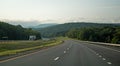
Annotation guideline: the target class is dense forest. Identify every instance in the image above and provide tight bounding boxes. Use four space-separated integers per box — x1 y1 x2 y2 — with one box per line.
0 21 41 40
66 26 120 44
36 22 120 38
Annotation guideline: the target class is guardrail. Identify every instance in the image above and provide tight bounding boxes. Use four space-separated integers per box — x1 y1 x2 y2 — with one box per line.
85 41 120 47
73 39 120 47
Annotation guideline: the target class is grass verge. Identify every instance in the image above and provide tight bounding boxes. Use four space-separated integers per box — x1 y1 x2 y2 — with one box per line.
0 39 63 56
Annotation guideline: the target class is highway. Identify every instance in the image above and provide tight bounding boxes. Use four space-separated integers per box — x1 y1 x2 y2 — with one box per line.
0 40 120 66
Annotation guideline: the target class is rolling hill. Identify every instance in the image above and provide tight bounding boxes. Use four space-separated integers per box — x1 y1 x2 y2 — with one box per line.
34 22 120 38
0 21 41 40
31 23 58 28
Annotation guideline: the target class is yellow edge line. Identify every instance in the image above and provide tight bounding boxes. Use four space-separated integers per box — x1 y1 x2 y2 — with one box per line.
0 41 62 63
0 49 42 63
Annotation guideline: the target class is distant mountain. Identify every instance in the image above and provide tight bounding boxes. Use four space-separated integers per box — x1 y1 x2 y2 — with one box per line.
6 20 58 28
31 23 58 28
34 22 120 38
5 20 41 28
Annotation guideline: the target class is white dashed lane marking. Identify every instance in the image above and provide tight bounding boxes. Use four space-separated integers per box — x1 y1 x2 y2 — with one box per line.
102 58 106 60
107 62 112 65
67 48 69 50
64 51 66 53
86 46 113 65
96 53 99 55
54 57 59 61
99 55 102 58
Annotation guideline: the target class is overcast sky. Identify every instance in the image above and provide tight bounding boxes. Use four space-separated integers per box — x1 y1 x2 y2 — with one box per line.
0 0 120 24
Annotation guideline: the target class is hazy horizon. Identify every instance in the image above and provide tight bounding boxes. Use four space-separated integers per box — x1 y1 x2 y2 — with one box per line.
0 0 120 25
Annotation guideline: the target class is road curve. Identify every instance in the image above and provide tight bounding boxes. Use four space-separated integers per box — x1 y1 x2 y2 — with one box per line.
0 40 119 66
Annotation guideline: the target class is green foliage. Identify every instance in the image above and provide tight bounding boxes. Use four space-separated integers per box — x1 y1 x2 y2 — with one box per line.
0 21 41 40
0 40 55 52
35 22 120 38
66 26 120 44
111 37 119 44
0 39 62 56
66 28 80 38
111 28 120 43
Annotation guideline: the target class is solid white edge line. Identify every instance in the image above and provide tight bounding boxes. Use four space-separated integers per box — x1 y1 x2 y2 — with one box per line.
90 44 120 53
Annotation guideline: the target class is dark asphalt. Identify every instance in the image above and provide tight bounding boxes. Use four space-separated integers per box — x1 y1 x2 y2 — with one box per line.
0 40 119 66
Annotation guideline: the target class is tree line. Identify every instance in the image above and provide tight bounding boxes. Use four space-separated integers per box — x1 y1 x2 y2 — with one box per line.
66 26 120 44
0 21 41 40
36 22 120 38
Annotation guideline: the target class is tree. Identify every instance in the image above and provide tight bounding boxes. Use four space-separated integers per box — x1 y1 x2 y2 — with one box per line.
0 21 41 40
66 26 120 44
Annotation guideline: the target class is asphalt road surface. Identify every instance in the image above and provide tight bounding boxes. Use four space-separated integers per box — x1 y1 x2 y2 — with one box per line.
0 40 120 66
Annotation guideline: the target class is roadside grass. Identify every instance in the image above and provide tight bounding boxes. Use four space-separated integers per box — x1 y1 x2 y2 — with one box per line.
56 37 70 40
0 39 62 56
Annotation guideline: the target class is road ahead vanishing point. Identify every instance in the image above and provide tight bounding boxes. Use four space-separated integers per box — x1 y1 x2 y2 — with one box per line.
0 40 120 66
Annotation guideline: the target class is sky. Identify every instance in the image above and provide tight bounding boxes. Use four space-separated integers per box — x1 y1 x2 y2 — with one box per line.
0 0 120 24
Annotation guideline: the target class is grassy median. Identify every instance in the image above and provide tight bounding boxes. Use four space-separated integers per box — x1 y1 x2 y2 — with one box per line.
0 39 63 56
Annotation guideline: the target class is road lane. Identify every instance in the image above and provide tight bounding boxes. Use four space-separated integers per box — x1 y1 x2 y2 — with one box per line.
81 42 120 66
52 41 111 66
0 40 119 66
0 40 72 66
